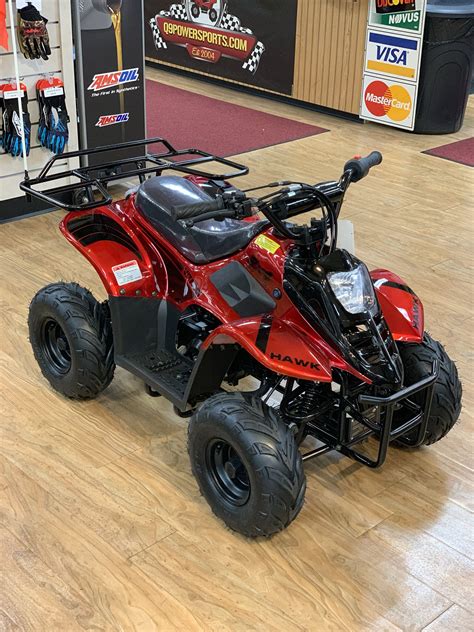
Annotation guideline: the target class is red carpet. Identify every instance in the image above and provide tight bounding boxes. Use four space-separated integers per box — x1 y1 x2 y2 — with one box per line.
146 80 328 157
423 137 474 168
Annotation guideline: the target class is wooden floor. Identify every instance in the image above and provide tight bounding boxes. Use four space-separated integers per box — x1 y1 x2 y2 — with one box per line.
1 69 473 631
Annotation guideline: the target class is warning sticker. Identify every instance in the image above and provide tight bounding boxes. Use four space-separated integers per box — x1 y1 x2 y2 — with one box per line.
254 234 281 254
112 260 143 286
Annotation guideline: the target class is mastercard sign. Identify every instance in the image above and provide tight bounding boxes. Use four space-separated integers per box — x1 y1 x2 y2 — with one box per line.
361 75 416 129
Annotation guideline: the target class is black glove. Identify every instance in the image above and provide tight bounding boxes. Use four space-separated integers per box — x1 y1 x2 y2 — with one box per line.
37 88 49 146
0 94 7 152
17 2 51 61
46 98 69 155
10 108 31 157
2 93 31 157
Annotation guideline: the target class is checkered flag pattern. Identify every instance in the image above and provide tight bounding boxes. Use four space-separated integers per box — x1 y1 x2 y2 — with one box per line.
220 13 242 32
242 41 265 74
149 17 167 49
169 3 187 20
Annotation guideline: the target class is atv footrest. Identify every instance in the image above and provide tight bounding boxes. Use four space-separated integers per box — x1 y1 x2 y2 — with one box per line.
116 350 193 409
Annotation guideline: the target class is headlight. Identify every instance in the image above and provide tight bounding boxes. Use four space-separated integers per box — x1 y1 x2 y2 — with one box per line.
327 265 377 316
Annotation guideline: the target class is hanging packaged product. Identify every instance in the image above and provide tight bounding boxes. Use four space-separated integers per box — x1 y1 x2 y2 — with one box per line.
17 1 51 60
0 87 4 149
0 82 31 157
36 77 69 154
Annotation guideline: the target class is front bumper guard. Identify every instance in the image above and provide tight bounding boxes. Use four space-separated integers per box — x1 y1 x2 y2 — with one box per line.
301 360 439 468
343 360 439 468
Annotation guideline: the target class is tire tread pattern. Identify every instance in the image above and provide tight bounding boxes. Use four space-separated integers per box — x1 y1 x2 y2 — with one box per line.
28 282 115 400
399 333 462 446
188 392 306 538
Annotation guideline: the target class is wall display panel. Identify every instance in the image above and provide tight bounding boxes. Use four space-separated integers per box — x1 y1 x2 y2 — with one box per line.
0 0 79 216
145 0 298 95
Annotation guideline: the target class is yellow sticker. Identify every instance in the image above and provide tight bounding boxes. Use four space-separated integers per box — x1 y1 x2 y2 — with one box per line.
254 234 281 254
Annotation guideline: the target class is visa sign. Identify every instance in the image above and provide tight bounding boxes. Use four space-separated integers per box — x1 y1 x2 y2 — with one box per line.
365 31 420 81
376 44 408 65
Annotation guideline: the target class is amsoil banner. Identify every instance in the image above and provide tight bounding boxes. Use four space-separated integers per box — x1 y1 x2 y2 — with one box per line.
145 1 298 95
73 0 146 168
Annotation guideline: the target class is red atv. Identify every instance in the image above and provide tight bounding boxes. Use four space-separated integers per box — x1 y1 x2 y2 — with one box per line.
23 138 462 537
185 0 226 25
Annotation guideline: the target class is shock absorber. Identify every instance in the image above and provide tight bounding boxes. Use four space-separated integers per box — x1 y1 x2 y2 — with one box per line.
294 382 321 419
281 381 321 422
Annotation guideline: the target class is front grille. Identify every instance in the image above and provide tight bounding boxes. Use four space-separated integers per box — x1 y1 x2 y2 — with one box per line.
345 316 396 368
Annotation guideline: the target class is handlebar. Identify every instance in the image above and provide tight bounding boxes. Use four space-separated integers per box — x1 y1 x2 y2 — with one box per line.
171 197 225 221
343 151 383 183
170 149 383 230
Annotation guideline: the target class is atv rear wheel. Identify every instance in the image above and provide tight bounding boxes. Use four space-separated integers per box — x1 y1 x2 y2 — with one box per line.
28 283 115 399
396 333 462 446
188 392 306 537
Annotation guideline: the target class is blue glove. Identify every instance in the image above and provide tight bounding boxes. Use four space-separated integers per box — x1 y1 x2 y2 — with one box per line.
47 104 69 154
9 109 31 157
1 104 9 152
37 93 49 146
2 96 31 157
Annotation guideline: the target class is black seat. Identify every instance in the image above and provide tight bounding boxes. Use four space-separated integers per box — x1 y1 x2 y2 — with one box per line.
135 176 267 265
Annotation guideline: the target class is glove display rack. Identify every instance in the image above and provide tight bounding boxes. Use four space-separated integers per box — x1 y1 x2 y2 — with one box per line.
0 0 79 222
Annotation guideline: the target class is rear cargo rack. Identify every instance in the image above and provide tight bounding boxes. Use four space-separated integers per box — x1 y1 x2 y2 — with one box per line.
19 137 249 212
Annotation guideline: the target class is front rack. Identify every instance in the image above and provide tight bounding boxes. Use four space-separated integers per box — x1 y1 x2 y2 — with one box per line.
19 137 249 212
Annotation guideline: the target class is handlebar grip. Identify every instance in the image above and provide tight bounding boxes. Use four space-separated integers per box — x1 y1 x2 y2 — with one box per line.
344 151 383 182
171 197 225 221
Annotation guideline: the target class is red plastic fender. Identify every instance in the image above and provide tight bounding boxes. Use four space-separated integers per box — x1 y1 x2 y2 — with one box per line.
60 205 165 297
203 316 333 381
203 313 370 383
371 269 424 343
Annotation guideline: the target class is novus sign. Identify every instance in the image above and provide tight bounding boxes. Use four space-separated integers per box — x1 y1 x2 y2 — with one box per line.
372 9 422 31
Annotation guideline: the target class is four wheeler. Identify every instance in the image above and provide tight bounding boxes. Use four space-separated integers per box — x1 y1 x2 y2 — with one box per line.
22 138 462 538
185 0 227 26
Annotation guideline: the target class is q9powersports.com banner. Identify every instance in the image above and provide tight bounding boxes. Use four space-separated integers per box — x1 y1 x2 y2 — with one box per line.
145 0 298 95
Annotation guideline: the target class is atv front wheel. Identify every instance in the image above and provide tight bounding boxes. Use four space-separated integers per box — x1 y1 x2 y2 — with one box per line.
396 333 462 446
28 283 115 399
188 392 306 537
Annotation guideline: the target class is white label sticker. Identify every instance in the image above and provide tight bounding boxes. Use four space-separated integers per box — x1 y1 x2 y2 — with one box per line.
3 90 25 100
337 220 355 254
112 260 143 286
43 86 64 98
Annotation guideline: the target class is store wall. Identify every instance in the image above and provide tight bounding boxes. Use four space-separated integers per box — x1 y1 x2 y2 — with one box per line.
145 0 369 115
293 0 368 114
